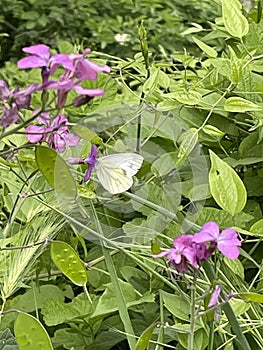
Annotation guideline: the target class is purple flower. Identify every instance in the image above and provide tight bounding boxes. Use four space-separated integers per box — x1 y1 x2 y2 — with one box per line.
42 48 110 108
1 104 19 128
208 285 221 307
67 144 98 182
0 80 39 127
17 44 75 84
153 234 199 273
25 112 80 153
192 222 241 259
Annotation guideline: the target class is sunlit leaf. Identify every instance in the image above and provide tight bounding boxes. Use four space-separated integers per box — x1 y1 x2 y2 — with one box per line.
209 150 247 215
221 0 249 38
224 97 262 112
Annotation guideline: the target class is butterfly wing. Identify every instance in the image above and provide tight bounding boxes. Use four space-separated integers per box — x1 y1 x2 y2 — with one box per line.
95 153 143 194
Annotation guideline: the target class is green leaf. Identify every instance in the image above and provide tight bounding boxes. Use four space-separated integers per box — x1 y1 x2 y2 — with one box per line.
240 293 263 303
42 293 93 326
72 124 102 144
35 146 77 198
209 150 247 215
202 125 225 141
229 46 243 83
224 257 244 280
192 37 217 57
161 291 190 322
172 90 202 105
221 0 249 38
249 219 263 237
135 323 156 350
177 128 199 166
0 329 19 350
14 313 53 350
50 241 88 287
224 97 262 112
143 68 160 92
151 152 177 177
91 281 154 318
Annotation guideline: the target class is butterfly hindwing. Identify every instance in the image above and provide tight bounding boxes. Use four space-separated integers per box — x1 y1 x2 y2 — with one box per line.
95 153 143 194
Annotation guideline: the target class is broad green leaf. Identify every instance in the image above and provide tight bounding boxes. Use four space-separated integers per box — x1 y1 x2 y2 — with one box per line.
52 329 87 350
229 299 250 315
72 124 102 144
221 0 249 38
161 291 190 322
50 241 88 287
178 328 208 350
135 323 156 350
35 146 77 198
14 313 53 350
151 152 177 177
172 90 202 105
192 37 217 57
177 128 199 166
42 293 93 326
91 281 154 318
209 150 247 215
224 97 262 112
250 219 263 237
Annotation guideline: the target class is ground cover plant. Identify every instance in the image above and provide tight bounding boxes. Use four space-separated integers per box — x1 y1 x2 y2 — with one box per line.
0 0 263 349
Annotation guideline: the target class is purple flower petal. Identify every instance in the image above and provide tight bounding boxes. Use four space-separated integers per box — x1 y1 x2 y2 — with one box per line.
22 44 50 58
17 56 48 69
26 125 47 142
208 285 221 307
64 133 80 147
193 222 220 243
73 86 105 96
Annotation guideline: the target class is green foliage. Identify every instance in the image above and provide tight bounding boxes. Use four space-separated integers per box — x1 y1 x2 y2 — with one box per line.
1 0 263 349
0 0 220 63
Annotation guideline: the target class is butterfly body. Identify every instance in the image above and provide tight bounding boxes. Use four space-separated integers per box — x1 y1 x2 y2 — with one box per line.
95 153 144 194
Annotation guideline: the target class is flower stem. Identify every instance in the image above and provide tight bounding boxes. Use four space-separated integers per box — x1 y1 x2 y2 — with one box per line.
188 270 197 350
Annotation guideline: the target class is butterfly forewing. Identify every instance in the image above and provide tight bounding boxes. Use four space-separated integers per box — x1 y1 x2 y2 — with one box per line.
95 153 143 194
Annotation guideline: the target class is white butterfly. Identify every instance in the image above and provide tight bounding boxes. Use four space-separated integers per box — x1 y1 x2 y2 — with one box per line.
95 153 144 194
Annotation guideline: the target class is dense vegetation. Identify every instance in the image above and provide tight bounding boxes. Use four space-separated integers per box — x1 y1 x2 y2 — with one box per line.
1 0 263 350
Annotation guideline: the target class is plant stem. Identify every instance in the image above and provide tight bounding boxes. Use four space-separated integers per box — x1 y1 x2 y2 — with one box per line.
188 271 197 350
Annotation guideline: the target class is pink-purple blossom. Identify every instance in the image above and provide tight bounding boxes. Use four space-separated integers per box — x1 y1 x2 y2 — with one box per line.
17 44 75 84
0 80 39 127
153 222 242 273
208 285 221 307
192 222 241 259
67 144 98 182
25 112 80 153
17 44 110 108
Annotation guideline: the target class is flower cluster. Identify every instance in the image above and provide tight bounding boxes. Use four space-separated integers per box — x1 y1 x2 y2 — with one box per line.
0 44 110 154
26 112 80 153
154 222 241 273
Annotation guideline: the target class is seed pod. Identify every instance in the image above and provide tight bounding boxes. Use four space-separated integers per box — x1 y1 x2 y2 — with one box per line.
14 312 53 350
50 241 88 286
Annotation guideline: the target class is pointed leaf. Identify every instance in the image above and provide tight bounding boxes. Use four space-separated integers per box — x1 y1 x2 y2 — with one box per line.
192 37 217 57
209 150 247 215
225 97 262 112
135 323 156 350
221 0 249 38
